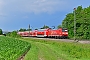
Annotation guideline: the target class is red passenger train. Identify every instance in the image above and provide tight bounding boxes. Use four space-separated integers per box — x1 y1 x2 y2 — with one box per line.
17 28 68 39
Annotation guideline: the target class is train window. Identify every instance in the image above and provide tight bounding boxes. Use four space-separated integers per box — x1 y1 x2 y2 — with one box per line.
62 28 68 32
38 29 47 31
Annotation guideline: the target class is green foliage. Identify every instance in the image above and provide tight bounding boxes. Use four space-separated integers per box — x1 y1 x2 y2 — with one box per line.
6 31 21 38
19 28 32 31
0 29 2 35
62 6 90 40
19 28 27 31
27 28 32 31
0 36 31 60
57 25 62 29
40 25 49 29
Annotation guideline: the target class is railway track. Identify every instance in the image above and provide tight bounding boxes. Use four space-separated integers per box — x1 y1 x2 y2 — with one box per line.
23 37 90 44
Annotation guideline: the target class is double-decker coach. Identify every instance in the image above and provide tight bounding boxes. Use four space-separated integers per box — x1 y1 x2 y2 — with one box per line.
37 29 49 37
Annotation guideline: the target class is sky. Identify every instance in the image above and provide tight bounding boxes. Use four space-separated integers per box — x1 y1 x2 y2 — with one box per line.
0 0 90 31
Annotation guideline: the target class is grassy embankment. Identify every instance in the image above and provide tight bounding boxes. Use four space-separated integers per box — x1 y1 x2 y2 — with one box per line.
21 38 90 60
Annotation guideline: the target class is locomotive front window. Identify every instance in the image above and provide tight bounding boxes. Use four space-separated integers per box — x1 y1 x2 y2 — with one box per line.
62 28 68 32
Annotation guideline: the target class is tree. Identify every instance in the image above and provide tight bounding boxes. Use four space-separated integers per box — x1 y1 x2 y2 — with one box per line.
40 25 49 29
19 28 27 31
57 25 62 29
62 6 90 40
27 29 32 31
0 29 2 35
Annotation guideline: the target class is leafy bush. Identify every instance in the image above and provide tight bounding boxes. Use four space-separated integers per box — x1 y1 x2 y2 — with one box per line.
6 31 21 38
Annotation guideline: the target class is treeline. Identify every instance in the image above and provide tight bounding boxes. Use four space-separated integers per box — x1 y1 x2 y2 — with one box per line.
62 6 90 40
0 29 20 37
19 28 32 31
0 29 3 35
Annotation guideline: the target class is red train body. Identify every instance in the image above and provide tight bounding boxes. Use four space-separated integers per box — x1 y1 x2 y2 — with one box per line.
17 28 68 39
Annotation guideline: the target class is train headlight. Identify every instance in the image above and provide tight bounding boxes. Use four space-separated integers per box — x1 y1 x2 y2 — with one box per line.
66 33 68 34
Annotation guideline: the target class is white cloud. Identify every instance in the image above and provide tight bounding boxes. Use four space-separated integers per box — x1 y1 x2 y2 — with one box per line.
0 0 72 14
0 0 90 14
21 0 69 13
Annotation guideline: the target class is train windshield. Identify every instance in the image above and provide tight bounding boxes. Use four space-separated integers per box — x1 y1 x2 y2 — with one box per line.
62 28 68 32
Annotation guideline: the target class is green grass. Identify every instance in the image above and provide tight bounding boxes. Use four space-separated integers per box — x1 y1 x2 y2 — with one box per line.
21 38 90 60
1 36 89 60
0 36 31 60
